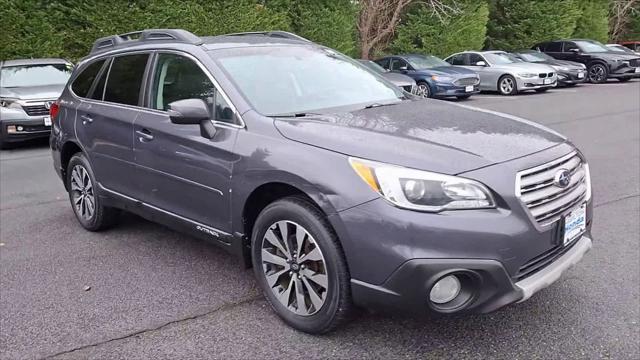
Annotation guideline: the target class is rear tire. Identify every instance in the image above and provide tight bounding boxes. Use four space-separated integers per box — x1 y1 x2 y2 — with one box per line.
251 196 352 334
66 153 119 231
498 75 518 95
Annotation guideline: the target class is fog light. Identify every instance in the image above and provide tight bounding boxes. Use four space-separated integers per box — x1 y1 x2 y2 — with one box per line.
17 126 24 131
429 275 461 304
7 125 16 134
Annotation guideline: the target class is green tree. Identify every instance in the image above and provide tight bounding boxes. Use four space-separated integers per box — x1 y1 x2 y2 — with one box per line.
390 0 489 58
486 0 582 50
289 0 359 57
573 0 609 42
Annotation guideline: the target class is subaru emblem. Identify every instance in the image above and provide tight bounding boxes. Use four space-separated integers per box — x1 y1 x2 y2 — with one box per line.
554 169 571 188
44 101 53 110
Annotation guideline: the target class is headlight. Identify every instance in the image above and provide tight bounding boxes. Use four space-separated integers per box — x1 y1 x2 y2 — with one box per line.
349 158 496 212
431 75 454 82
580 63 586 69
0 98 21 109
518 73 537 78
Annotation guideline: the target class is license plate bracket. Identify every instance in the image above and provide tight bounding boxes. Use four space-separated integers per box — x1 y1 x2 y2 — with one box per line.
43 116 52 126
465 85 474 92
562 203 586 246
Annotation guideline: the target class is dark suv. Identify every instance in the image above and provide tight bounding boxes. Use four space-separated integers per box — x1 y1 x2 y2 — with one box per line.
51 29 593 334
533 39 640 83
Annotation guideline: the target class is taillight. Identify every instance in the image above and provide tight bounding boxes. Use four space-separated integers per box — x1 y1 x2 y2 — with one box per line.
50 100 60 122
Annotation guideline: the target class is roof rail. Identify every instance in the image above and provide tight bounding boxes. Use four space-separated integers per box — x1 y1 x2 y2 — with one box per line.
90 29 202 54
224 31 311 42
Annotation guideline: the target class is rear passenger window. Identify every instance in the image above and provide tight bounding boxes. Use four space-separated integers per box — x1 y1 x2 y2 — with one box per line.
447 54 465 66
104 54 149 106
375 58 390 69
151 53 235 124
546 42 562 52
71 60 105 97
90 59 110 101
468 54 484 65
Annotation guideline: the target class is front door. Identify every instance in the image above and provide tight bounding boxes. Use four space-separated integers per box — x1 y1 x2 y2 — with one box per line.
466 54 492 90
133 52 240 234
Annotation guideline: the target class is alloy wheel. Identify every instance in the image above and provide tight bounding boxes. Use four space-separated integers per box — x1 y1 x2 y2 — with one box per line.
588 65 606 83
70 165 95 221
416 83 430 98
500 77 514 94
261 220 328 316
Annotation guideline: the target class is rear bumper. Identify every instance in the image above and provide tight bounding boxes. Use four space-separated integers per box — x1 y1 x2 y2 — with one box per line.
351 235 592 314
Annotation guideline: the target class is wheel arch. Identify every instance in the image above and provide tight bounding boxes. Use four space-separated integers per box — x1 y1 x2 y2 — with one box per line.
60 140 84 190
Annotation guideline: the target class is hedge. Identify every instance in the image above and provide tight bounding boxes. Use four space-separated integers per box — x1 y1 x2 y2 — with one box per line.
390 0 489 59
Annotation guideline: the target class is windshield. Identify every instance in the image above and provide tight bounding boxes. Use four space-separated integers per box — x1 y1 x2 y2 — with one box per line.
484 53 518 65
358 60 387 74
212 46 403 116
575 40 610 53
517 52 554 62
406 55 449 69
1 63 72 88
607 44 632 53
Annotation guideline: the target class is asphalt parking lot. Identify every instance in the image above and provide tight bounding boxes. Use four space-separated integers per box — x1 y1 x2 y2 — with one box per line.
1 81 639 359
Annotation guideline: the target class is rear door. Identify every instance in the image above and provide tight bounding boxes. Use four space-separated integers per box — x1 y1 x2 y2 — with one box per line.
75 53 150 197
544 41 564 60
133 52 240 234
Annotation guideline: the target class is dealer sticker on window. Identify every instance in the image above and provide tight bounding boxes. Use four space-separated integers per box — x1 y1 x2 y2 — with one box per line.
563 203 586 246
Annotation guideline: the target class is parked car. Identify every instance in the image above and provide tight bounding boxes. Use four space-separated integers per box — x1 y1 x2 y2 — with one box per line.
445 51 557 95
0 58 73 149
374 54 480 99
532 39 640 83
620 41 640 53
511 50 586 86
606 43 640 55
52 29 593 334
357 60 416 94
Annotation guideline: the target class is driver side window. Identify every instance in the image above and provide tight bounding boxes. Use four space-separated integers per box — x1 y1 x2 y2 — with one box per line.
564 42 579 53
151 53 234 123
390 58 408 71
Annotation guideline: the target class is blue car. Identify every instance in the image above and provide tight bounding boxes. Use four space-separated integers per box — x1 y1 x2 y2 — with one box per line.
375 54 480 99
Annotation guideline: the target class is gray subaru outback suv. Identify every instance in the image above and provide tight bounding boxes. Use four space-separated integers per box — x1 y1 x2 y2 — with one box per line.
50 29 593 333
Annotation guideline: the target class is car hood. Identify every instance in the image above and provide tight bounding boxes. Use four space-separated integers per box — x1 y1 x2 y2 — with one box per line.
543 59 584 69
0 84 65 100
415 66 477 77
494 62 555 72
381 72 415 87
590 52 640 61
274 99 566 174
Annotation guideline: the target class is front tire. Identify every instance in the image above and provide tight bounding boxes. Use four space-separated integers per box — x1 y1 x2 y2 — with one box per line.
251 196 352 334
587 63 608 83
415 81 431 98
498 75 518 95
66 153 119 231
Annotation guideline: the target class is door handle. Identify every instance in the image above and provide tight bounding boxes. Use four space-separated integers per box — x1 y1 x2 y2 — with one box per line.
136 129 154 142
80 114 93 125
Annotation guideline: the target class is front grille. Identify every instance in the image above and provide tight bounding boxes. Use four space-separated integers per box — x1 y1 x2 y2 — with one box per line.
515 239 578 281
548 72 554 77
22 104 49 116
516 152 589 226
629 59 639 67
539 73 547 78
454 77 479 86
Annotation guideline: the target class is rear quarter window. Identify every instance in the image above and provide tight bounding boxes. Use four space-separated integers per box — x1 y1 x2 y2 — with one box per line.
71 60 106 97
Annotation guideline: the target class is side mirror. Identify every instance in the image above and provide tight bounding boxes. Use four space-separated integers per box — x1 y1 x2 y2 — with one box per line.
475 61 487 67
568 48 580 53
168 98 210 125
167 98 216 139
398 66 408 71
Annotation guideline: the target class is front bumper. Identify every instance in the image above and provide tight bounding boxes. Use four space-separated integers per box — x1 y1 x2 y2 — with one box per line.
609 66 640 78
432 83 480 98
0 118 51 143
516 76 557 90
557 70 586 85
351 235 592 314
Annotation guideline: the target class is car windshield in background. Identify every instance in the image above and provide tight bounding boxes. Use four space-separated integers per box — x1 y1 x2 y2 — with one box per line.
576 40 610 53
358 60 387 74
212 46 403 116
406 55 450 69
484 53 518 65
518 52 554 62
0 63 72 88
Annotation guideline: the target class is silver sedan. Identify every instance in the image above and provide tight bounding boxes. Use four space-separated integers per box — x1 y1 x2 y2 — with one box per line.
445 51 557 95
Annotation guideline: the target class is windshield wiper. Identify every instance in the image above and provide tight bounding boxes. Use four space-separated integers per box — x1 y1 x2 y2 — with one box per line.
269 112 324 118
